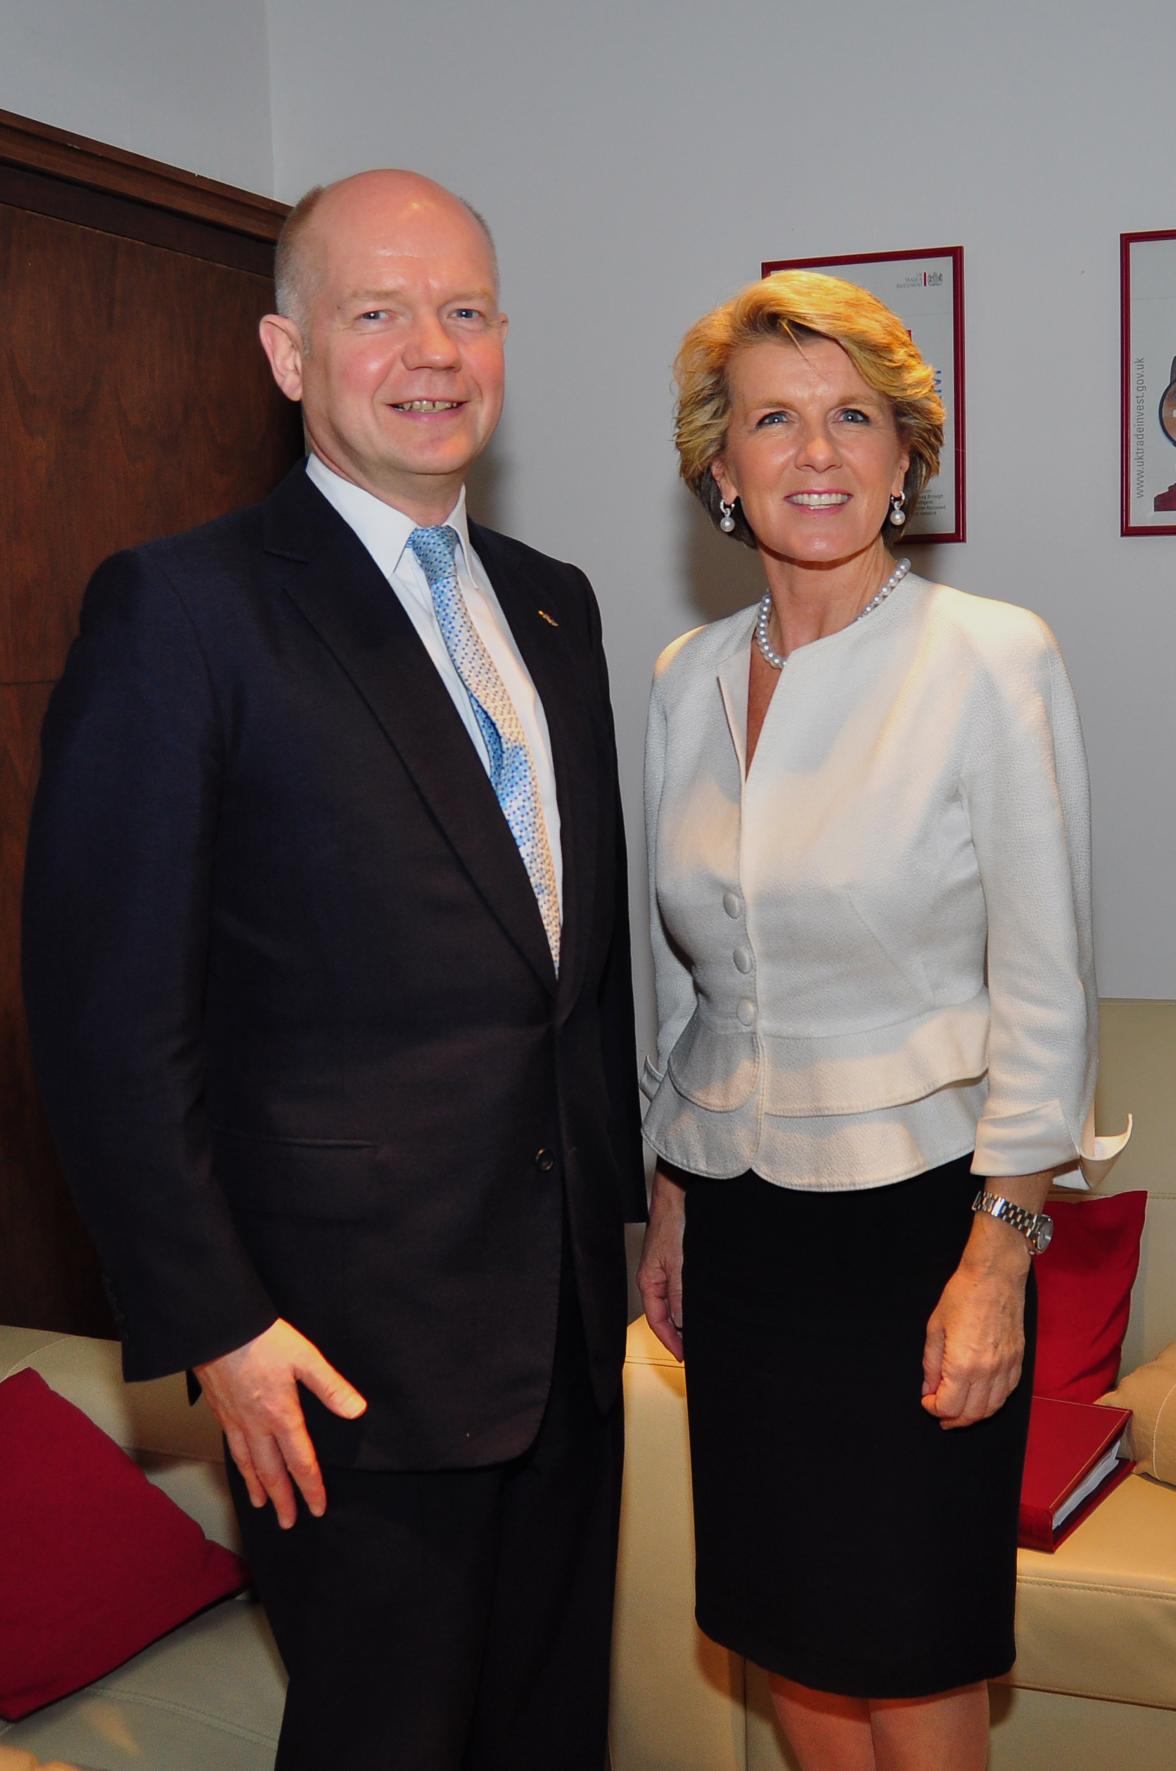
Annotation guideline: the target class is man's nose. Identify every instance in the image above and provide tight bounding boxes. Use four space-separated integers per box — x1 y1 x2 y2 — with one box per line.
403 314 460 370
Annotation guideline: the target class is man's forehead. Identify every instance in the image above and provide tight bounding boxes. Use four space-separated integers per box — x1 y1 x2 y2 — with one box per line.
338 275 497 300
312 190 487 252
314 229 497 295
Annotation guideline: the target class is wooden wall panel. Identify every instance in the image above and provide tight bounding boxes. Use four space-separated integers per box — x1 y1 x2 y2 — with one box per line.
1 114 303 1336
1 208 300 681
1 683 108 1329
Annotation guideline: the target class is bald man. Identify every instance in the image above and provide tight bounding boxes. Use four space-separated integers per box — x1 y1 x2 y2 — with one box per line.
24 171 644 1769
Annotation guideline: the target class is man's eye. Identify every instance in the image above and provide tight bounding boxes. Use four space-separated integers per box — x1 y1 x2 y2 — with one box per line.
449 308 485 322
358 310 389 322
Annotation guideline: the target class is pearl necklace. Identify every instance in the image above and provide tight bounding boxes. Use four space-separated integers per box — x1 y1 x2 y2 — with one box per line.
754 558 912 671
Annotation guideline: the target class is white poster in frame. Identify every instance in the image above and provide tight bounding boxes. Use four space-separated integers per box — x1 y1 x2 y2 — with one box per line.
761 247 965 543
1121 230 1176 536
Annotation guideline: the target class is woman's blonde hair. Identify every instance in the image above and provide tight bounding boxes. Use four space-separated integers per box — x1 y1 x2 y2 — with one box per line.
674 270 944 547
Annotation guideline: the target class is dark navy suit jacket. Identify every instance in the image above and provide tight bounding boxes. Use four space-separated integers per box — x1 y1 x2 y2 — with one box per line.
24 463 645 1470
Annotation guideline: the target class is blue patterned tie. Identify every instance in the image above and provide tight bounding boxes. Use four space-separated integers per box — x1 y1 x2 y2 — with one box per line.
408 525 560 970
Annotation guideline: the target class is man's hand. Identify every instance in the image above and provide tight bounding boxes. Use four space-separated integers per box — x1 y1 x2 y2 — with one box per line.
194 1319 367 1528
636 1163 686 1362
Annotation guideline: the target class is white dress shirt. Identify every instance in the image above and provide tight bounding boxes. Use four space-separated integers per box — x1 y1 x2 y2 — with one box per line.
306 454 562 913
642 574 1130 1191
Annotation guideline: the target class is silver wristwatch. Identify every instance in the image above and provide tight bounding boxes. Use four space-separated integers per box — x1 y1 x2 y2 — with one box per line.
971 1190 1054 1255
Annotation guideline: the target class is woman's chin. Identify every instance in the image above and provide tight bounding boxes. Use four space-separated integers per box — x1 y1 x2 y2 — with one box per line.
756 532 889 574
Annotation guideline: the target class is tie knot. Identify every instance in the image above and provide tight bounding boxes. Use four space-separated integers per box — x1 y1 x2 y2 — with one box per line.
408 525 460 588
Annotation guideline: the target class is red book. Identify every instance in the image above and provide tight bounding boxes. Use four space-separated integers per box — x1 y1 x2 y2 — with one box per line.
1018 1396 1134 1552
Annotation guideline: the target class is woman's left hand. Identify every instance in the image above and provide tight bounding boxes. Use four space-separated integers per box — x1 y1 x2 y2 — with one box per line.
921 1169 1051 1429
921 1253 1030 1430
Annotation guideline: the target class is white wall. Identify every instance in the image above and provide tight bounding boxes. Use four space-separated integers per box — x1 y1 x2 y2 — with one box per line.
3 0 273 191
9 0 1174 1030
266 0 1176 1036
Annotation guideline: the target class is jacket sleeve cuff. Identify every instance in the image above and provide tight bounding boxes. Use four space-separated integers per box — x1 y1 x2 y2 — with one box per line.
972 1098 1132 1188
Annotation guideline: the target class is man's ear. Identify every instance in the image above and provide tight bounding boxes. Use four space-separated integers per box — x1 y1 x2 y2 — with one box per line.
259 314 305 403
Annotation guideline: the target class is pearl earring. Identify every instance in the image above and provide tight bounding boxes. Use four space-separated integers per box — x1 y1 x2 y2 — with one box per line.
889 492 907 527
718 499 737 534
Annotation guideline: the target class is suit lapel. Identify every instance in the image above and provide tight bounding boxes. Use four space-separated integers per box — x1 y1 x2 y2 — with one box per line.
471 522 599 1016
263 470 556 990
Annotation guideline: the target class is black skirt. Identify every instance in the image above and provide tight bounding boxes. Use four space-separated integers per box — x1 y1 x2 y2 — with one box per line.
682 1156 1035 1698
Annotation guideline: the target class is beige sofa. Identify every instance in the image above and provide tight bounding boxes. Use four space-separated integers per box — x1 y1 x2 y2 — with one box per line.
609 1000 1176 1771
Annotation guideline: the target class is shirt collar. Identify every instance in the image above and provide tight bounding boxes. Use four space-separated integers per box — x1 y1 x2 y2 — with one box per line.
305 453 473 579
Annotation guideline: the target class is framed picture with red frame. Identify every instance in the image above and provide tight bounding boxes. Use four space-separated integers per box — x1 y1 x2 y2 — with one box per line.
1121 230 1176 536
761 246 965 543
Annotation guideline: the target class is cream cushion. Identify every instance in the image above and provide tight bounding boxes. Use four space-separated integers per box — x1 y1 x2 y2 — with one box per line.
1102 1342 1176 1484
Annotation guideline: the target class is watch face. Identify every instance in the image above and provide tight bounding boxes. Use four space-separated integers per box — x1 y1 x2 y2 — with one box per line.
1032 1216 1054 1255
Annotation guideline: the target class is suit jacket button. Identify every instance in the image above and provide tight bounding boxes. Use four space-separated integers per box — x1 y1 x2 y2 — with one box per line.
534 1147 556 1173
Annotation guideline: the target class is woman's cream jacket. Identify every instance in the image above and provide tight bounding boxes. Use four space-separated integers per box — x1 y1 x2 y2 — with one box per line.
642 574 1129 1187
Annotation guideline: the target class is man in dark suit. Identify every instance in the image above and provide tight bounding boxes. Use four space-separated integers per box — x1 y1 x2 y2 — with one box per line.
23 169 644 1770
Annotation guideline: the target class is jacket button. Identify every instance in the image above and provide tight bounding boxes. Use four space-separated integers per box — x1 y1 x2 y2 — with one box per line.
723 890 742 918
736 998 757 1027
733 946 753 974
534 1148 556 1173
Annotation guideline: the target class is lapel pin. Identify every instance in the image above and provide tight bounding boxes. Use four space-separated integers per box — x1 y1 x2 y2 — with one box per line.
537 609 559 628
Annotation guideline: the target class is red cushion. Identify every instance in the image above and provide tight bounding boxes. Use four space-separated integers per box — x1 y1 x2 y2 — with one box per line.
0 1368 248 1720
1033 1191 1147 1403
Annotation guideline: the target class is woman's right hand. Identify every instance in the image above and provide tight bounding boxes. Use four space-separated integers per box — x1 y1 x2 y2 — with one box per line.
637 1162 687 1361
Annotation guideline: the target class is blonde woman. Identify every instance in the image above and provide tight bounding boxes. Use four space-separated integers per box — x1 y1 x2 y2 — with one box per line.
637 272 1127 1771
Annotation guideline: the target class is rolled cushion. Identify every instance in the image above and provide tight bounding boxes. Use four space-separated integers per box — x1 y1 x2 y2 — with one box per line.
1033 1191 1147 1402
0 1369 248 1720
1101 1342 1176 1484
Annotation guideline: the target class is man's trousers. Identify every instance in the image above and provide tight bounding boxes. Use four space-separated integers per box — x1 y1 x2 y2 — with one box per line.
227 1269 623 1771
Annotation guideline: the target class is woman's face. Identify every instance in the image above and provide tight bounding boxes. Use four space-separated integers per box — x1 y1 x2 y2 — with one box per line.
712 335 909 567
